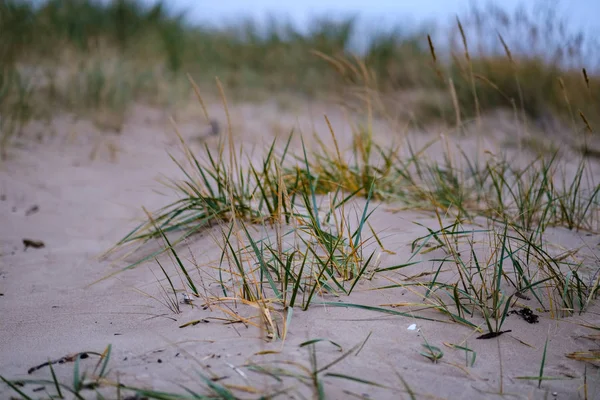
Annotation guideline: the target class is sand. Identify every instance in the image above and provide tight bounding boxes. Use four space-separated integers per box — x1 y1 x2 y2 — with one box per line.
1 99 599 399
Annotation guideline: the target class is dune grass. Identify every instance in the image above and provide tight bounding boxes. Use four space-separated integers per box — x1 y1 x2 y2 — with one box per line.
106 78 600 341
80 103 600 396
1 0 599 157
100 29 600 336
82 15 599 391
2 0 600 398
103 105 383 339
395 214 595 329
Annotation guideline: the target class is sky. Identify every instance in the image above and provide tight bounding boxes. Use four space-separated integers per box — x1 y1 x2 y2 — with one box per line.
154 0 600 35
133 0 599 64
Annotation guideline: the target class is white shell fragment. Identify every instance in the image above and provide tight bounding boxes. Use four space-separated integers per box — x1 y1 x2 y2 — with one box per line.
181 293 193 304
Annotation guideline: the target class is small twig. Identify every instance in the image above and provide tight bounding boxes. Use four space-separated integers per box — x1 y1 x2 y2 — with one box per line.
27 352 102 374
23 239 44 250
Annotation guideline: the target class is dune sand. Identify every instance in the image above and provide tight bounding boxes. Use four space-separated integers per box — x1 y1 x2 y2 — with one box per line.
1 99 599 399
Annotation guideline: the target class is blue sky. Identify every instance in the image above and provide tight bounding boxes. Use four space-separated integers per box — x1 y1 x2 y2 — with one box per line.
156 0 599 35
133 0 599 64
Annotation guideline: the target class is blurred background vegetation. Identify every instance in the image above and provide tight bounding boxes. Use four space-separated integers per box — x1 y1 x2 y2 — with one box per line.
0 0 598 155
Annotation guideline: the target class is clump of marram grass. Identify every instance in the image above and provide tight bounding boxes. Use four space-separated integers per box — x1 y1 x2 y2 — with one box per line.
272 119 598 332
382 137 600 234
108 122 600 345
104 76 600 337
104 121 383 339
376 212 598 336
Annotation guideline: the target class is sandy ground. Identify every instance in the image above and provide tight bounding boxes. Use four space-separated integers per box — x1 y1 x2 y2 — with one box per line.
1 99 600 399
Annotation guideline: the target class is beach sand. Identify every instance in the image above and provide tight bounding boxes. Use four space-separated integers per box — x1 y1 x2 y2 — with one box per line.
1 99 599 399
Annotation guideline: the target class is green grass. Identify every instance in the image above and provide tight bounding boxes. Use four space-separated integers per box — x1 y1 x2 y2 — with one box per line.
293 130 600 234
103 122 383 338
102 91 599 342
102 68 599 339
85 55 599 396
402 216 593 331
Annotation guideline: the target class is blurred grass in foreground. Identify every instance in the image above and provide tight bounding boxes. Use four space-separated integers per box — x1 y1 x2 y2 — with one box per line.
0 0 598 156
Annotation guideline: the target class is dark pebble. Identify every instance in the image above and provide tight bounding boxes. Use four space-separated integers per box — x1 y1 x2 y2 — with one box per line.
25 205 39 216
